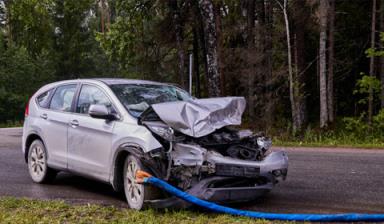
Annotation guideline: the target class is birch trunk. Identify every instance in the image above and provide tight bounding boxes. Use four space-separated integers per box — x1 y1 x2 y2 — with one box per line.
278 0 300 132
199 0 221 97
319 0 329 128
214 2 225 95
328 0 335 123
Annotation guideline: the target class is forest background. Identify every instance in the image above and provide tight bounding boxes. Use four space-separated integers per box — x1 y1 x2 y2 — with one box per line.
0 0 383 147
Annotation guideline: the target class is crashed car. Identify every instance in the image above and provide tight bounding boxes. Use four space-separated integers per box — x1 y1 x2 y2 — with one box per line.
22 78 288 210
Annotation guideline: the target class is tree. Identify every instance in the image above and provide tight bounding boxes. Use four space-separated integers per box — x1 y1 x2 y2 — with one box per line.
246 0 256 119
379 0 384 109
328 0 335 123
292 0 308 132
7 0 54 56
381 0 384 108
369 0 377 124
52 0 100 79
98 0 111 34
198 0 221 97
319 0 329 128
169 0 187 89
276 0 306 132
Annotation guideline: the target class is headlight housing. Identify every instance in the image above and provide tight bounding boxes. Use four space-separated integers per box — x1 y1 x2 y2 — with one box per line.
147 125 175 141
257 136 272 150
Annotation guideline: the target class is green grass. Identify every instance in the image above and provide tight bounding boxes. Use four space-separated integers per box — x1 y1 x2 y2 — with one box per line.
273 139 384 149
0 120 23 128
0 197 293 224
271 128 384 149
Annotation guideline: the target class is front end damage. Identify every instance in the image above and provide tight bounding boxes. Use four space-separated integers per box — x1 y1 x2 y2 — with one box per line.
137 97 288 208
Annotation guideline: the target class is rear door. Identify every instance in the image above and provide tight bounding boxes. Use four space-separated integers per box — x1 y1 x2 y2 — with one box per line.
41 84 77 169
67 83 116 181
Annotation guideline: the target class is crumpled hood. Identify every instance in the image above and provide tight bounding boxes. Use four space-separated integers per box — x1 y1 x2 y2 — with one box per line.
150 97 246 138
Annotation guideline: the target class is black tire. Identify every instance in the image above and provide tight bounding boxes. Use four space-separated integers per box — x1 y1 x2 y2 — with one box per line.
27 139 57 183
123 155 157 210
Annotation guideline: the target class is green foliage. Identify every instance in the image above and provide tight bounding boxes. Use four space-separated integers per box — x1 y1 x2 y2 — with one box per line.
353 73 381 105
0 0 382 143
97 0 180 82
272 112 384 148
343 109 384 136
51 0 104 79
0 0 121 124
365 33 384 57
0 42 54 122
9 0 54 56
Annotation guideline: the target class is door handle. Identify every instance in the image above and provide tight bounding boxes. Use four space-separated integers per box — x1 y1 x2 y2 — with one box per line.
70 120 79 127
40 113 48 120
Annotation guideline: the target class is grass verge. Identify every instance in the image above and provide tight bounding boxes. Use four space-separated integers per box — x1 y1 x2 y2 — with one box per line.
0 197 293 224
272 129 384 149
273 139 384 149
0 120 23 128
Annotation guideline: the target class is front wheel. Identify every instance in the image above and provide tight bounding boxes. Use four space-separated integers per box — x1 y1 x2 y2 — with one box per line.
27 139 57 183
123 155 156 210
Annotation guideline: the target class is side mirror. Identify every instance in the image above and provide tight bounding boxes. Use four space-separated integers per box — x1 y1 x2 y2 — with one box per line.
89 104 117 120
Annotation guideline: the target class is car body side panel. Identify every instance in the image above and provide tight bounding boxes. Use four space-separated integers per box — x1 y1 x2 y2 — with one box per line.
108 121 162 184
111 122 162 154
67 114 115 181
35 109 71 169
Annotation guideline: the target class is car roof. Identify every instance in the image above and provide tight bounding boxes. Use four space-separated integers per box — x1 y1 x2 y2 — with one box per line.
93 78 166 86
37 78 181 95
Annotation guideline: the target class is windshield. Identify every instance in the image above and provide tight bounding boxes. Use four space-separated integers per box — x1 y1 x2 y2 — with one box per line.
110 84 192 117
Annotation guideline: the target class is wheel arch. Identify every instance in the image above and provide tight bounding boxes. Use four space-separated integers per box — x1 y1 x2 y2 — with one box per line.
24 133 44 163
110 143 145 192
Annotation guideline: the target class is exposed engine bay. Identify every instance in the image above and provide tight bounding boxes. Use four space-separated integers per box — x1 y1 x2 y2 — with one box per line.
136 97 288 206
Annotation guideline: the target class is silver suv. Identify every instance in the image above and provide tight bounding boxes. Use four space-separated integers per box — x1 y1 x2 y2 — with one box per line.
22 78 288 210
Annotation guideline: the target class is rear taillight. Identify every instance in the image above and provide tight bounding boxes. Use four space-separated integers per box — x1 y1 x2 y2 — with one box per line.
25 98 30 117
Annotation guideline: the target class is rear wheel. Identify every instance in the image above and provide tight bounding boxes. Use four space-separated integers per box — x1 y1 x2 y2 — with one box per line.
27 139 56 183
123 155 156 210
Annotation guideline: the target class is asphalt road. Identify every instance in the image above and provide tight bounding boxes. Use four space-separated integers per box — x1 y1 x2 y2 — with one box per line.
1 127 384 213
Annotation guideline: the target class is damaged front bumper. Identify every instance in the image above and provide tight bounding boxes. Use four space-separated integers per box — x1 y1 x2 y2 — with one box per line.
147 150 288 208
207 150 288 180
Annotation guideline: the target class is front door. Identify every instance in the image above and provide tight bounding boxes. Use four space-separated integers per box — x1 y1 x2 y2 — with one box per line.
67 84 115 181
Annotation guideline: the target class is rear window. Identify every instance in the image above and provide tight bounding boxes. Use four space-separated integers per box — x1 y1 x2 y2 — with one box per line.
49 84 77 112
36 89 53 108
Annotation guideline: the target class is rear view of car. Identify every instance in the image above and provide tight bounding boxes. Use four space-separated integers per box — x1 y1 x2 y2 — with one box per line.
22 79 288 210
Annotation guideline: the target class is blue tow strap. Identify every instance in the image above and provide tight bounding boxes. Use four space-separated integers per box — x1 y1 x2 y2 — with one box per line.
144 176 384 222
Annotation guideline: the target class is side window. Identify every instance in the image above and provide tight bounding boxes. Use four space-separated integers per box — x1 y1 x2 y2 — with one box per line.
36 89 53 108
76 85 113 114
49 85 77 112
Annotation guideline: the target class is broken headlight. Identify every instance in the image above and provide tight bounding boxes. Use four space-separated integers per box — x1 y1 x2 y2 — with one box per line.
257 136 272 150
147 125 175 141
